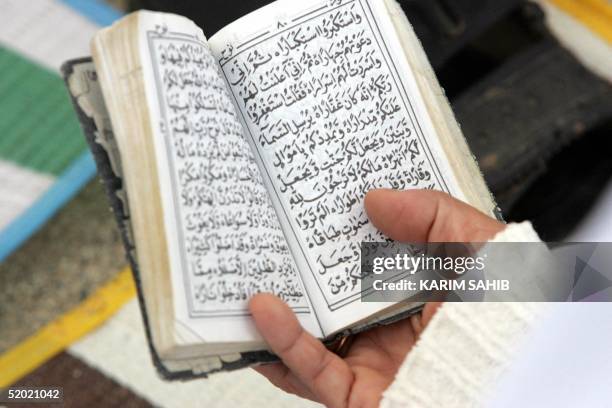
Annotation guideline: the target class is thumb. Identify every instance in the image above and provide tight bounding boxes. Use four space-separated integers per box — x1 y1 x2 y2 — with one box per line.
364 189 504 242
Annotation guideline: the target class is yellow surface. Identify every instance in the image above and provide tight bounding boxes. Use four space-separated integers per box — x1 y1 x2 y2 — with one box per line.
0 268 136 387
549 0 612 44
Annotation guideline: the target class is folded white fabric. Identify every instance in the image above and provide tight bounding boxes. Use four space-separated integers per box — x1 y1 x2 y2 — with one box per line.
381 222 547 408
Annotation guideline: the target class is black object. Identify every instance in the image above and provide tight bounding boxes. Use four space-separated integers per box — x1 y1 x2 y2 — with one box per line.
508 119 612 241
397 0 523 68
454 39 612 212
446 5 612 239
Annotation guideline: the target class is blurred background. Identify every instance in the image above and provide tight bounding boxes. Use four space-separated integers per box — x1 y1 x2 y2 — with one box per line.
0 0 610 406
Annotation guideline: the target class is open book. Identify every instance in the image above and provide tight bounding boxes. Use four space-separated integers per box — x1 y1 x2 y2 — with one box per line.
62 0 494 379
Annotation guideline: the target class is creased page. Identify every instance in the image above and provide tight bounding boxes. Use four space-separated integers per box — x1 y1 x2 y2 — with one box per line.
136 12 322 347
209 0 464 334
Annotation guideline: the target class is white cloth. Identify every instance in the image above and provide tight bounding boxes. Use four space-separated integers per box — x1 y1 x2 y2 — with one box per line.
381 222 546 408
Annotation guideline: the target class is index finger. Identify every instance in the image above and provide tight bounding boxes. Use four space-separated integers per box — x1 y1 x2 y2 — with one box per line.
249 294 354 408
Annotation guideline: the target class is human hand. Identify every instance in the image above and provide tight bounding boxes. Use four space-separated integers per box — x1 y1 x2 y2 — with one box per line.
249 189 505 408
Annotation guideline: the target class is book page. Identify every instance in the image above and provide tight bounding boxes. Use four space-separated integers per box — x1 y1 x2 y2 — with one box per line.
135 12 322 347
209 0 465 335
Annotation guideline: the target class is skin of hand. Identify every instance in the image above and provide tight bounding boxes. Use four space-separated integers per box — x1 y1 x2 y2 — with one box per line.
249 189 506 408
